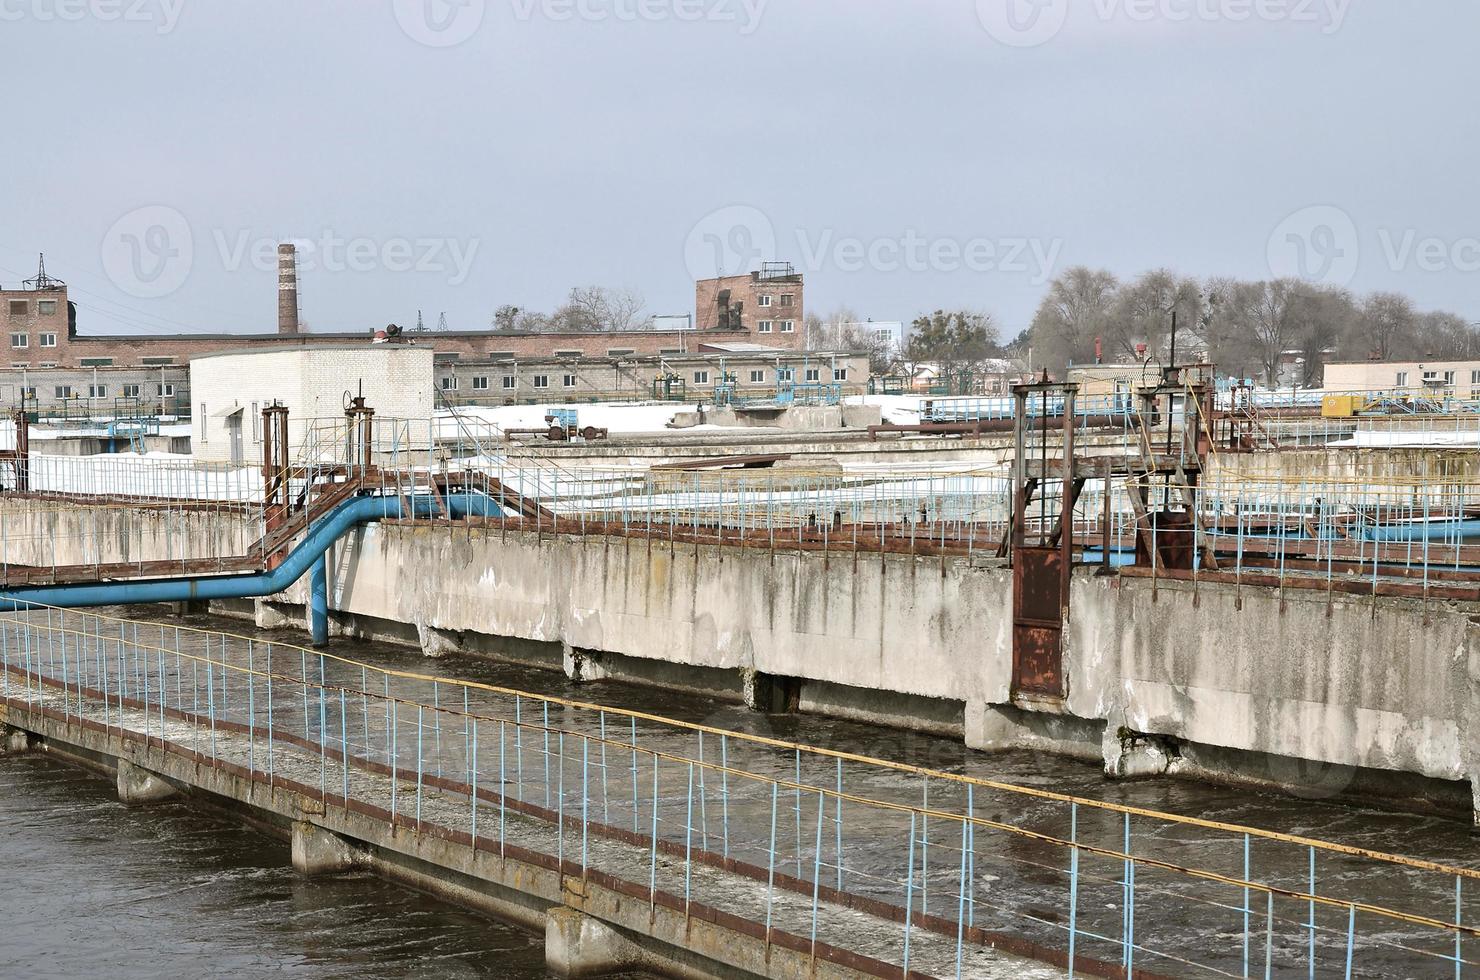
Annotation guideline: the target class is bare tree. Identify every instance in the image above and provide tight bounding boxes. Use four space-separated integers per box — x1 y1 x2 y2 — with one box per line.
1027 267 1118 370
1359 292 1416 360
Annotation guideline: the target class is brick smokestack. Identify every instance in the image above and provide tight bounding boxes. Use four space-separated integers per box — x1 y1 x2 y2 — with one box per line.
277 243 300 335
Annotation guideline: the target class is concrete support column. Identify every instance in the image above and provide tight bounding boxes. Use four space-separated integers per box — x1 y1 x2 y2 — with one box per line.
255 599 297 631
0 725 36 755
1102 725 1173 780
291 821 358 876
416 623 464 658
172 599 208 617
562 643 609 684
544 907 643 978
117 758 179 804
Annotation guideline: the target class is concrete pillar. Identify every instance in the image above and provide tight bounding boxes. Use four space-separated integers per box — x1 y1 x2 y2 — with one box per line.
1102 725 1172 780
291 821 358 876
117 758 179 804
255 599 297 631
416 623 464 658
172 599 208 617
561 643 609 684
0 726 35 755
544 907 643 978
1471 777 1480 831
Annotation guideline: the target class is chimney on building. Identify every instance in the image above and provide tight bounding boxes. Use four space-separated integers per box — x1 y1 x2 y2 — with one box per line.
277 243 300 335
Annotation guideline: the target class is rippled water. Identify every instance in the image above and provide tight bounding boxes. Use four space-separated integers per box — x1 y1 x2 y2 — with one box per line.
0 754 649 979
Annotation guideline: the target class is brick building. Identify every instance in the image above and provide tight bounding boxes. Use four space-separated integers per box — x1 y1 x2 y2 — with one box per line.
693 263 805 341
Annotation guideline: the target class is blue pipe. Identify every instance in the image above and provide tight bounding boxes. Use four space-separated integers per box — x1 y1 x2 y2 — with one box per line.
0 492 505 616
309 554 329 647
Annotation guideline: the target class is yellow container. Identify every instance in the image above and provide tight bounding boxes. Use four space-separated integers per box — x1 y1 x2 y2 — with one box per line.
1321 394 1360 418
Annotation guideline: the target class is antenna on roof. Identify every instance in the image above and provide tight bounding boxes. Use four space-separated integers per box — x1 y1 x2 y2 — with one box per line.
437 312 448 331
415 309 427 332
23 253 64 291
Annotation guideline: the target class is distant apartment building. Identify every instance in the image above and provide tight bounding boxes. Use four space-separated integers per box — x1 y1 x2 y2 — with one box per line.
1324 359 1480 396
693 262 805 347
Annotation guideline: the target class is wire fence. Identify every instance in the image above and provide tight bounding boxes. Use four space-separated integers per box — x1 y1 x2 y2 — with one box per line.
2 603 1477 978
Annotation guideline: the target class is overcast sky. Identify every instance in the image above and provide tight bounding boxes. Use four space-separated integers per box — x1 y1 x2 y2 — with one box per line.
2 0 1476 337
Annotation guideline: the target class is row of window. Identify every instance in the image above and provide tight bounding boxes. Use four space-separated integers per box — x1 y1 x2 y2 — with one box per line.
1394 370 1480 387
692 367 846 385
441 373 579 392
755 320 795 334
17 383 174 400
6 299 59 317
754 294 796 309
10 332 57 348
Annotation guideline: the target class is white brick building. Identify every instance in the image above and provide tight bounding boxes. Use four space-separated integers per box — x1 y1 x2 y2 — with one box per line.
190 346 433 463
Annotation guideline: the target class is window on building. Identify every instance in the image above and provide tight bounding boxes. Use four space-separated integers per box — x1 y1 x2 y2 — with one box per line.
54 385 71 399
779 294 794 307
88 384 106 398
9 333 26 348
502 375 517 390
21 386 35 399
757 295 772 308
9 300 27 316
1422 371 1438 384
142 357 174 366
39 333 56 348
533 375 549 389
472 376 490 390
80 357 113 367
607 348 635 357
440 376 458 391
37 300 57 315
158 383 175 397
694 370 710 384
1471 370 1480 385
122 384 141 398
659 348 683 355
804 368 820 382
563 374 577 388
434 352 460 362
835 368 848 381
554 350 583 359
1444 370 1456 385
749 369 765 383
489 351 516 361
757 320 773 333
781 320 795 333
777 367 794 382
1396 371 1408 387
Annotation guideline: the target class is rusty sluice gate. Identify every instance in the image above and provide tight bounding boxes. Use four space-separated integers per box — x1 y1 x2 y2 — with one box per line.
4 604 1480 977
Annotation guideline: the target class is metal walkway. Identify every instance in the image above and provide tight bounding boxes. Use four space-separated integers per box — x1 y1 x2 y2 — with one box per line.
2 605 1477 978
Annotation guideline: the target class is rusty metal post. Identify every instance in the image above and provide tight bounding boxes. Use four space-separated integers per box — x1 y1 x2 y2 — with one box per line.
1009 386 1027 563
11 408 28 493
1061 387 1076 618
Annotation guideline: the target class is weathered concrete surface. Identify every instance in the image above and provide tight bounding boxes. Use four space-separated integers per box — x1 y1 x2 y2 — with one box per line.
116 757 179 804
0 500 254 571
326 525 1015 719
291 820 360 876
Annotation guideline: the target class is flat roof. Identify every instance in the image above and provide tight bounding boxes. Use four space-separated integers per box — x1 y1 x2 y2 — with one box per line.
189 344 434 361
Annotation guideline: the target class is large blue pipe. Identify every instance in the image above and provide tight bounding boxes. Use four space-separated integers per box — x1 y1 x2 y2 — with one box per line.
0 493 504 618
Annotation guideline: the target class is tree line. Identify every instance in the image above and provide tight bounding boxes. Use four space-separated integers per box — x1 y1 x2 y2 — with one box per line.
1022 268 1476 386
